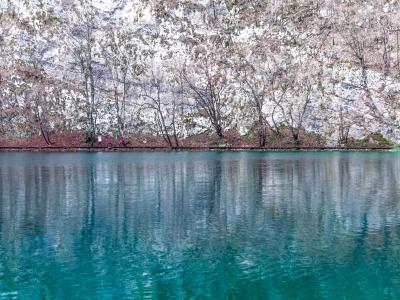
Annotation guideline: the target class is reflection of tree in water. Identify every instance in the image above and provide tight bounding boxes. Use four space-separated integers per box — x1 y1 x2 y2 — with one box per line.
0 153 400 297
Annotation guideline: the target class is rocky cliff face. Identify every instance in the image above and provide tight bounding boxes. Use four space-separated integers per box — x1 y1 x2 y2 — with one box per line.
1 0 400 146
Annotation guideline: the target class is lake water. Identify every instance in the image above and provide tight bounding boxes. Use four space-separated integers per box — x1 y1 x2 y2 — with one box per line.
0 152 400 299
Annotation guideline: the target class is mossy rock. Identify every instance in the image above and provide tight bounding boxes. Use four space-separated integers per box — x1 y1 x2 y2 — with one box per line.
368 132 392 146
347 132 393 147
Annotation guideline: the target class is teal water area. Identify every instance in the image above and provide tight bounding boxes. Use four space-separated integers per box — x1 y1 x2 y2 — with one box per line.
0 152 400 299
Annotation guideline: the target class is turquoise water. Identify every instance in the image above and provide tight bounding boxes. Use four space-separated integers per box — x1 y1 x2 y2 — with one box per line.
0 152 400 299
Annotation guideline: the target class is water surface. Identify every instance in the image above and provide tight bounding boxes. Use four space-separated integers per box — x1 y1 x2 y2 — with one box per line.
0 152 400 299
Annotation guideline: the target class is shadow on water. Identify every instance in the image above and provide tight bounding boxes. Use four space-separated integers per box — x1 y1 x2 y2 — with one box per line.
0 152 400 299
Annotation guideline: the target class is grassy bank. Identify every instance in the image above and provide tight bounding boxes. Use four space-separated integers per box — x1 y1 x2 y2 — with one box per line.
0 130 395 152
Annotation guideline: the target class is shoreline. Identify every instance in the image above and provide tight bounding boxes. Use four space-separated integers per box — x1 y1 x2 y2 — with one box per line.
0 146 395 152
